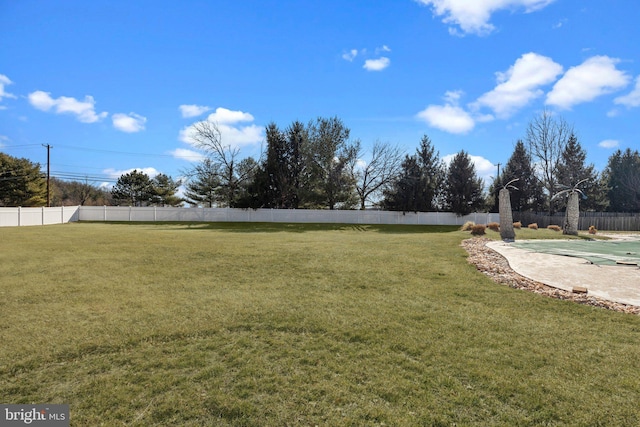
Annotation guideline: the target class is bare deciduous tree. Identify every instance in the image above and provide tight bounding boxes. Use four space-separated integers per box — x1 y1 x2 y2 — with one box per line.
352 141 404 210
188 121 258 207
525 109 573 213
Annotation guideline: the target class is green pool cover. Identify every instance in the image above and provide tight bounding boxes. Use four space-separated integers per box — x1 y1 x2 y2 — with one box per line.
512 239 640 266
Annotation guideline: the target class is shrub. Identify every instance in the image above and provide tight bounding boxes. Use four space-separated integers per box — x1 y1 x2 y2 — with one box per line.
528 223 538 230
470 224 486 236
513 221 522 229
547 225 561 232
460 221 475 231
487 222 500 232
589 225 597 235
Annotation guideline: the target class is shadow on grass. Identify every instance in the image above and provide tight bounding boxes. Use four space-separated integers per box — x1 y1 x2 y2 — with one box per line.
81 221 459 234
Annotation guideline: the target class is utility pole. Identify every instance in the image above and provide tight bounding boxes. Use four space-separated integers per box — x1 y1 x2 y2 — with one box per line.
496 163 501 181
42 144 52 207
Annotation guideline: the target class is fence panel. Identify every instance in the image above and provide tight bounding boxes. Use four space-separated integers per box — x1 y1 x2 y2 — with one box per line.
0 206 80 226
2 206 636 230
0 207 20 227
513 211 640 231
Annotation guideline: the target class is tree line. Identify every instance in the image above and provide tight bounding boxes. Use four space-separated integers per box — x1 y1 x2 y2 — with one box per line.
1 111 639 214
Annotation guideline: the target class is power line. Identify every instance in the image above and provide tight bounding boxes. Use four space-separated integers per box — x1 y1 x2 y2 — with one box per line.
54 144 203 159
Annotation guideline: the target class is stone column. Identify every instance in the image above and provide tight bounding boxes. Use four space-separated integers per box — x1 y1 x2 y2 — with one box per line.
499 188 515 241
563 192 579 235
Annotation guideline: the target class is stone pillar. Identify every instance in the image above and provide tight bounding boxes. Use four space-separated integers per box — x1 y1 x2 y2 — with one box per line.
499 188 515 241
563 192 579 235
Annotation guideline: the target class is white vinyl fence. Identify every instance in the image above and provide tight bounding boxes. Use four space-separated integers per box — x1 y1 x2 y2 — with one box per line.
0 206 80 227
0 206 499 227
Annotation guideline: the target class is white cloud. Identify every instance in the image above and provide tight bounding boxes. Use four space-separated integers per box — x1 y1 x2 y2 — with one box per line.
342 49 358 62
28 90 108 123
474 52 563 118
375 45 391 54
206 107 254 124
112 112 147 133
417 104 475 134
614 76 640 108
363 57 390 71
0 74 16 103
104 167 159 180
546 56 630 109
179 104 211 118
415 0 556 36
170 148 206 162
417 90 475 134
0 135 9 147
443 153 496 184
28 91 56 110
598 139 619 149
179 107 264 149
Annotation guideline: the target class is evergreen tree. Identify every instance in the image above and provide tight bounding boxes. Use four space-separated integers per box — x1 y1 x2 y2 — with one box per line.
111 170 154 206
233 157 260 208
255 122 288 208
250 121 309 209
0 152 47 206
489 140 544 212
150 174 183 207
603 148 640 212
416 135 446 211
443 150 484 216
306 116 359 209
284 120 308 209
555 133 603 211
382 135 444 212
382 155 423 212
183 158 222 207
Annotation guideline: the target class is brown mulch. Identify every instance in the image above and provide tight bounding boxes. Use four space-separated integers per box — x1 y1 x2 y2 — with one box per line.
462 237 640 315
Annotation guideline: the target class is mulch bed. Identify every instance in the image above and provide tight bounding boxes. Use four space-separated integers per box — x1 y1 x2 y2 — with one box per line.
462 237 640 315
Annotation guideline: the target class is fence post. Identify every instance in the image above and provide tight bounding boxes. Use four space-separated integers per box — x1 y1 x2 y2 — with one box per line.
18 206 21 226
42 206 45 225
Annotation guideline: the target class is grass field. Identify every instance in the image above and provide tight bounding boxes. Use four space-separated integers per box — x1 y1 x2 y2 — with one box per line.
1 222 639 426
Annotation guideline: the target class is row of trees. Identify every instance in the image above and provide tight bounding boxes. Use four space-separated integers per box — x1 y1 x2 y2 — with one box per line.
2 112 640 213
181 113 639 215
181 118 487 214
488 111 638 214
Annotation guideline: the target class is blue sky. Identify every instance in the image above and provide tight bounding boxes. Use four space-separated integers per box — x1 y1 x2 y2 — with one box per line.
1 0 639 189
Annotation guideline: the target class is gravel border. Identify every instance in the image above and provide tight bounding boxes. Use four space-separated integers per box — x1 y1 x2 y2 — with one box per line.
462 237 640 315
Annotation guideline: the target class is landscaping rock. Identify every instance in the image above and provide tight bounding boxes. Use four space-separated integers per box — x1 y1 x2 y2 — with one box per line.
462 237 640 315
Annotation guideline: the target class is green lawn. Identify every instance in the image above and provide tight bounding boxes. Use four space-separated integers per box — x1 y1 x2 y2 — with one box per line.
1 222 639 426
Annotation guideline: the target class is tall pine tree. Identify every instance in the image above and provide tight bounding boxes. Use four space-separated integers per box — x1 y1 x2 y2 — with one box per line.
0 153 47 207
382 135 444 212
604 148 640 212
489 140 544 212
555 133 603 211
183 158 222 207
444 150 484 216
382 155 424 212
